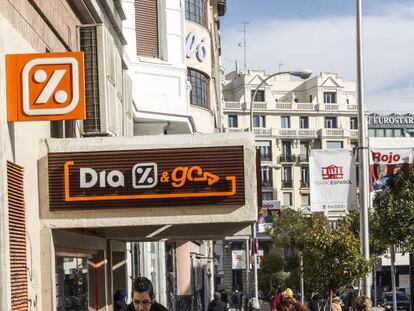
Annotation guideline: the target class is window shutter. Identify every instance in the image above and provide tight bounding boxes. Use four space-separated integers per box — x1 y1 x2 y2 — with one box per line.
135 0 159 58
7 161 28 311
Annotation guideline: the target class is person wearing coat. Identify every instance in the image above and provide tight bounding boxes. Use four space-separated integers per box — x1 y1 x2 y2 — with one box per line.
331 296 343 311
208 292 228 311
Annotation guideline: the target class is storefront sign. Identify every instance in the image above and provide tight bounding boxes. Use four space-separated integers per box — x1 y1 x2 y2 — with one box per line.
369 148 413 191
368 115 414 128
6 52 85 121
48 146 245 210
232 250 246 269
310 149 356 211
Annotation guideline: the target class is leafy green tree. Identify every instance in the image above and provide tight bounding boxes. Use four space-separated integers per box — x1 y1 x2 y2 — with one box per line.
373 170 414 253
342 210 388 260
269 209 372 298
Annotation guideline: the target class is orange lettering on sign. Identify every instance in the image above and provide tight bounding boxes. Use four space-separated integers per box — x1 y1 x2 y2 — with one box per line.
63 161 237 202
6 52 85 121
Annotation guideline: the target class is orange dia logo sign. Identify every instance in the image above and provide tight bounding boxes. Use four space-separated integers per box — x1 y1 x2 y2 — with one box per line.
6 52 85 121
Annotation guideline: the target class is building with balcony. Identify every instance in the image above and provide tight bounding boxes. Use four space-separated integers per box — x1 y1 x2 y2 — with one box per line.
223 70 359 211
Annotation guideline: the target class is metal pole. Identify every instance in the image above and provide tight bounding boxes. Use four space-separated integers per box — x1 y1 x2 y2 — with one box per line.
356 0 371 297
300 253 304 304
252 225 258 299
246 238 250 294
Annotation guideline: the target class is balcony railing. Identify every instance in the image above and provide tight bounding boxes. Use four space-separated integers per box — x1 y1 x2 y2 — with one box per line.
280 154 296 162
260 154 272 161
350 129 359 138
254 128 272 136
318 128 345 137
224 128 245 133
224 101 242 109
276 102 293 109
282 180 293 188
299 154 309 162
300 180 310 188
347 104 358 110
262 180 273 188
278 129 297 137
253 102 267 109
297 129 317 138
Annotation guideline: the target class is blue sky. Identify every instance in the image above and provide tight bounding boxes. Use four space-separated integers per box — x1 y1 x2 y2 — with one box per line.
221 0 414 112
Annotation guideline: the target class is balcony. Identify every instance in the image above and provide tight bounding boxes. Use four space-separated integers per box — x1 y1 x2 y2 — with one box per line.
347 104 358 110
350 129 359 138
224 101 243 109
253 102 267 110
282 180 293 188
260 154 272 161
278 129 297 137
224 127 246 133
318 128 345 138
297 129 317 138
262 180 273 188
254 128 272 136
280 154 296 163
317 103 358 112
299 154 309 162
300 180 310 188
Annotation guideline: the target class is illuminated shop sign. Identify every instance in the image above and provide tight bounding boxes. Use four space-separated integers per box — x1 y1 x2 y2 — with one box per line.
48 146 245 210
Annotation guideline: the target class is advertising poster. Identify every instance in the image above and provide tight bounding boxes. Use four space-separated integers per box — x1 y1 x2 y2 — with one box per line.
310 149 356 212
370 148 413 191
231 250 246 270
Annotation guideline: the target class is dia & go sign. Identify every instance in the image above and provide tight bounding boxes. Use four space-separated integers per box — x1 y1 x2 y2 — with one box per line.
48 146 245 210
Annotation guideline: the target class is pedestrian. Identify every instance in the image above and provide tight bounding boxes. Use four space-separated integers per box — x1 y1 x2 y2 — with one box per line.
277 296 297 311
233 289 243 311
208 292 228 311
126 276 169 311
331 295 343 311
248 297 262 311
354 296 372 311
343 286 356 311
308 293 322 311
114 289 128 311
272 287 285 311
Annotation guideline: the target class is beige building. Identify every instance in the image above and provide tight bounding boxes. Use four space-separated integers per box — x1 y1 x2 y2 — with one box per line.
223 70 359 211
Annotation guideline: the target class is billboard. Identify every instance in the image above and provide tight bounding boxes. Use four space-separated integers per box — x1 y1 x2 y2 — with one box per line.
369 148 413 191
310 149 357 212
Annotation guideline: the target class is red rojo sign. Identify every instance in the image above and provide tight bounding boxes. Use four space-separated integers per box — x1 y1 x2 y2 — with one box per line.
369 148 413 191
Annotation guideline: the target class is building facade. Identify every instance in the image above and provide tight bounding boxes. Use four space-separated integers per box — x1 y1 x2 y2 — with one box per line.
220 70 359 292
0 1 260 311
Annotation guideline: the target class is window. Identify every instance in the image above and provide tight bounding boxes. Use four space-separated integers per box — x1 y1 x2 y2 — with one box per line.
262 192 274 201
282 166 292 188
253 115 266 128
185 0 206 26
281 141 293 162
299 116 309 129
299 142 309 161
350 117 358 130
251 90 265 102
323 92 337 103
325 117 337 128
301 166 309 187
281 116 290 129
188 69 209 108
301 194 310 206
261 167 272 187
283 192 292 206
135 0 159 58
228 115 238 128
327 141 343 149
256 141 272 161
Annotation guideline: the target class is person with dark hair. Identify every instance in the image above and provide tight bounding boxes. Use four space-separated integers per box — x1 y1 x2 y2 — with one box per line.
208 292 228 311
308 293 322 311
272 287 286 311
126 276 168 311
343 286 356 311
114 289 128 311
277 297 297 311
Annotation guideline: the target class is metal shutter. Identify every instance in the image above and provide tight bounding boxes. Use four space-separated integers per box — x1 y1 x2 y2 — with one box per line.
7 161 28 311
135 0 159 58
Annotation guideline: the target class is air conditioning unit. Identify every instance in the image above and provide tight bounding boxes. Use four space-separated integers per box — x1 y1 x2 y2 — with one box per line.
79 24 127 136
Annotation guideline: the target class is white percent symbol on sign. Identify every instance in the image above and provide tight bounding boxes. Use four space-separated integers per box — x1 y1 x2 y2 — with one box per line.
33 69 68 104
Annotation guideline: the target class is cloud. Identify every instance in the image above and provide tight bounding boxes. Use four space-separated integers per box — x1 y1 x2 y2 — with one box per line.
221 2 414 112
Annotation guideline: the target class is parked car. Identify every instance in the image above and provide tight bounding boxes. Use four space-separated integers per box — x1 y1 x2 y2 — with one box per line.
381 291 410 311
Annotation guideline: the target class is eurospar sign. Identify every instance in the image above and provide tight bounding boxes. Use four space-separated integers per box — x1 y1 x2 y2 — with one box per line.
310 149 356 212
6 52 85 121
370 148 413 191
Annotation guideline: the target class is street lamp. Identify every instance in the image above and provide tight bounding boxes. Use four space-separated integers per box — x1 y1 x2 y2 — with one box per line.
249 70 312 300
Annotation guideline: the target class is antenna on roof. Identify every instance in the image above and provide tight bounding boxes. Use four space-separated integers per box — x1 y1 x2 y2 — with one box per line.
235 60 238 74
237 21 250 70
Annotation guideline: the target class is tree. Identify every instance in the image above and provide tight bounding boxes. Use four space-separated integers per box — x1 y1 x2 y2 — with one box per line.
269 209 372 298
373 169 414 253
